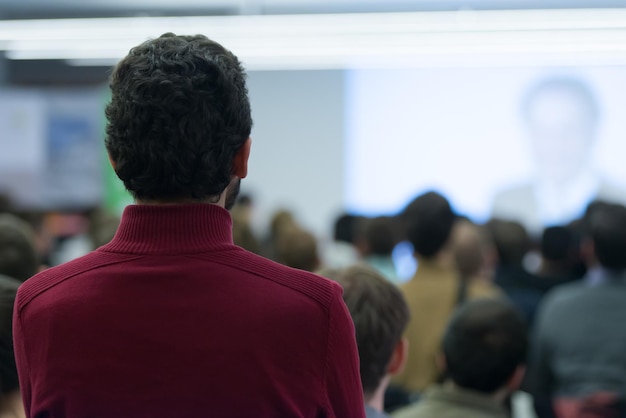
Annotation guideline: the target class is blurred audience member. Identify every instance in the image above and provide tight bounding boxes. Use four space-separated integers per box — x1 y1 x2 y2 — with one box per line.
323 265 410 418
392 192 501 394
0 214 38 282
275 226 320 272
231 196 261 254
356 216 401 284
323 213 360 269
537 226 577 281
14 34 364 417
88 208 121 249
394 299 528 418
488 219 546 326
526 203 626 418
451 219 499 292
0 275 23 418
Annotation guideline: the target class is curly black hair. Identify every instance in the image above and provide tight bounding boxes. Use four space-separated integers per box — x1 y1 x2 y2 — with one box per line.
105 33 252 201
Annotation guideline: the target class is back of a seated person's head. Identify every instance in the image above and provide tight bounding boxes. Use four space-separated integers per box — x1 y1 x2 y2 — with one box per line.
402 191 455 258
325 265 410 399
0 275 21 396
275 227 320 272
541 226 573 261
333 214 359 244
443 299 528 394
451 220 490 279
486 219 530 267
0 214 38 282
588 203 626 271
359 216 399 257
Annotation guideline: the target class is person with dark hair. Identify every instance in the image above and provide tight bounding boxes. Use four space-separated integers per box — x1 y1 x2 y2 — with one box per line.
0 214 38 282
322 265 410 418
14 33 364 418
392 192 501 395
394 299 528 418
0 275 23 418
492 76 626 234
538 226 577 280
356 216 401 283
324 213 360 269
527 203 626 418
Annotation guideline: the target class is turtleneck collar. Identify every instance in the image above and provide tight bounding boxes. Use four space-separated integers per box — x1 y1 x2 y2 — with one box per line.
100 204 233 255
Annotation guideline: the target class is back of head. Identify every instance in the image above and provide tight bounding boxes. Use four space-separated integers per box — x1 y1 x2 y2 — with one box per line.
541 226 573 261
327 265 410 398
443 299 528 394
588 203 626 271
452 220 487 278
275 227 319 272
403 191 455 258
0 214 38 282
363 216 399 257
487 219 530 267
0 275 20 395
105 33 252 202
334 214 359 244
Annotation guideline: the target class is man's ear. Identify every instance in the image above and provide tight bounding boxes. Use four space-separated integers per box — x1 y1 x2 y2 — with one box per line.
387 337 409 376
107 151 117 171
232 138 252 179
505 365 526 393
436 352 446 374
581 238 596 266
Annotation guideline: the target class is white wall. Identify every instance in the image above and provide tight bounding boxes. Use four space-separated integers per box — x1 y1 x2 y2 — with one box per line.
244 70 346 237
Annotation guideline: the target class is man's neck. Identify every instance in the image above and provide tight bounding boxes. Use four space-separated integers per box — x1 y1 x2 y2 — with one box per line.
366 376 390 413
446 381 508 404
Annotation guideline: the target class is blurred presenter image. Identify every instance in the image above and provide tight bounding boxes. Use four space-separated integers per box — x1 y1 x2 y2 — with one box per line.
492 76 626 233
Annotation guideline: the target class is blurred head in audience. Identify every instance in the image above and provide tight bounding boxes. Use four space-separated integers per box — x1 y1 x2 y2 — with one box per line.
323 265 409 412
523 76 599 186
333 213 360 245
403 191 456 263
0 275 23 415
539 226 575 277
356 216 398 258
486 219 530 268
442 299 528 399
275 227 320 272
0 214 38 282
232 215 261 255
105 33 252 208
232 194 254 224
584 203 626 271
452 219 494 279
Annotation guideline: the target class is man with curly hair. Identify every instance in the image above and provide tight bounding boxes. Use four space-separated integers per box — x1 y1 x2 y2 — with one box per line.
13 33 364 418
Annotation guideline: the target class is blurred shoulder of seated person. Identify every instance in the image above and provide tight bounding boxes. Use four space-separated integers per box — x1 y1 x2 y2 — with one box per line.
392 192 502 395
526 203 626 418
0 275 25 418
355 216 402 284
321 265 410 418
393 299 528 418
275 226 320 272
13 33 364 418
0 214 39 281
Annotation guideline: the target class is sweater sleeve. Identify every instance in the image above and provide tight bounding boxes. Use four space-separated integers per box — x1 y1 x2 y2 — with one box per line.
13 303 32 418
323 284 365 418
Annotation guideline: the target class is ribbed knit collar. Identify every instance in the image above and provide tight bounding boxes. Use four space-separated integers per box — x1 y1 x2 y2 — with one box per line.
100 204 233 255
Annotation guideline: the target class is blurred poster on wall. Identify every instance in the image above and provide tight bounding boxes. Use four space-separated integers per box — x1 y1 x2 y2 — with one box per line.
0 88 105 210
0 91 46 207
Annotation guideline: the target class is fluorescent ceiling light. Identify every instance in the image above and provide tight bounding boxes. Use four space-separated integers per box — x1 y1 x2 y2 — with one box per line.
2 9 626 69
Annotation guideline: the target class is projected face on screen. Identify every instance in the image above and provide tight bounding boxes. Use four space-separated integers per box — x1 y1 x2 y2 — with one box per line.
524 79 598 185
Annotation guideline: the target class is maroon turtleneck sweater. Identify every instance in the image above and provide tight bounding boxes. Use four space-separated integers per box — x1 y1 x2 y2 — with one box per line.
14 204 365 418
